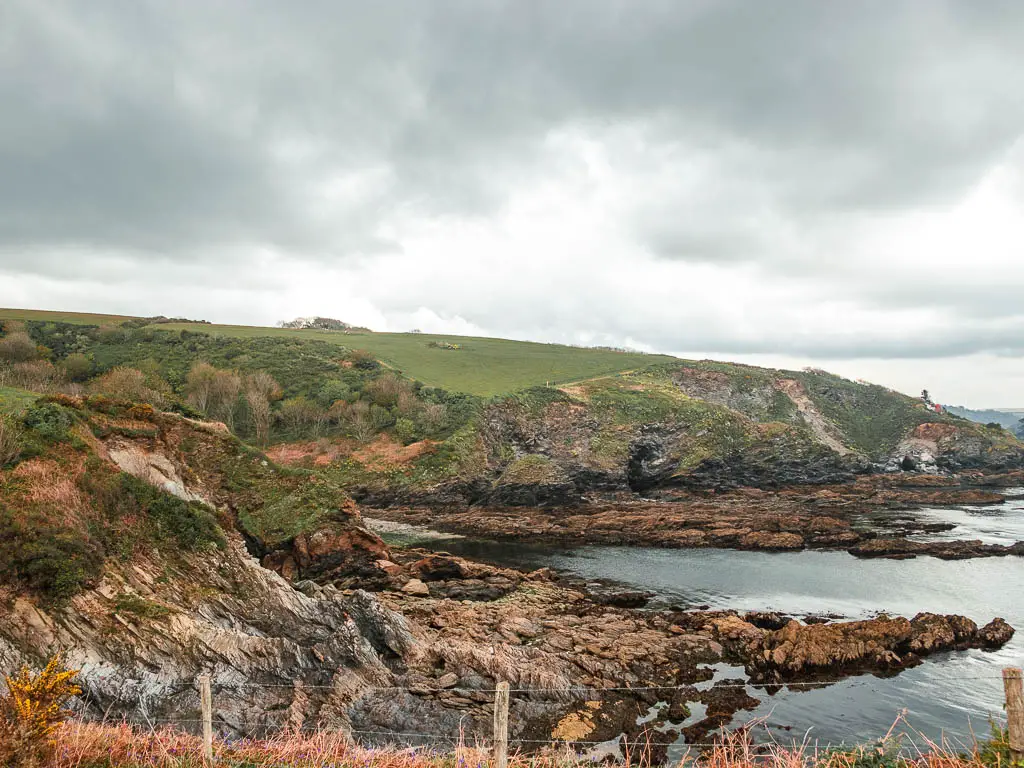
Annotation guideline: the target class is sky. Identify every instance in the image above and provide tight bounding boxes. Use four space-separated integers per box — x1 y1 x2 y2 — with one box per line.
2 1 1024 407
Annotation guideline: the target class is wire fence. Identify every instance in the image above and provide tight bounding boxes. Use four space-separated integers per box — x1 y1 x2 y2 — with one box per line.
67 668 1020 757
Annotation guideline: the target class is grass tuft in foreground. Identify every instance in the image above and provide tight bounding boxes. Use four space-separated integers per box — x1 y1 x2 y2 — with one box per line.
35 719 1024 768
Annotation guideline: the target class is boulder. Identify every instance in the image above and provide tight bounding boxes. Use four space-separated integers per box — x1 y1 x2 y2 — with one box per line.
401 578 431 596
980 618 1015 648
410 555 468 582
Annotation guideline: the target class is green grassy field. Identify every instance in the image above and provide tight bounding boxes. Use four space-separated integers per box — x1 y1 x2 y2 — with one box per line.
0 308 678 396
0 307 136 325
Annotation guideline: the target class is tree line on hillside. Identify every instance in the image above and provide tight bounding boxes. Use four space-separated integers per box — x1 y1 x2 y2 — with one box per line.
0 319 475 448
276 316 371 332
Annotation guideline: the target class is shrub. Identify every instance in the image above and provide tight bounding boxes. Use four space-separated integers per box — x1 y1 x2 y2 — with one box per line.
394 417 417 444
113 592 171 619
6 360 63 391
89 366 168 407
0 413 23 466
0 505 104 602
22 402 75 443
115 474 225 551
58 353 93 382
316 379 352 408
147 486 224 550
973 722 1019 768
347 349 379 370
417 402 449 434
0 331 40 363
365 373 412 409
369 403 394 430
0 654 82 768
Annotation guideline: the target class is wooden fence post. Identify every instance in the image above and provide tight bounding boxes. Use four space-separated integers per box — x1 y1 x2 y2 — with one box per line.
493 681 510 768
198 673 213 764
1006 668 1024 762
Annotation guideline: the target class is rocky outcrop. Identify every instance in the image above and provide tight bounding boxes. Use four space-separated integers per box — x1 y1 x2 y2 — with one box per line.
364 477 1022 560
706 612 1015 681
260 524 392 587
0 537 415 734
887 422 1024 474
849 538 1024 560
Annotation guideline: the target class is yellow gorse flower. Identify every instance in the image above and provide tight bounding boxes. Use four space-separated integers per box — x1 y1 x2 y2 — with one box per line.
3 654 82 740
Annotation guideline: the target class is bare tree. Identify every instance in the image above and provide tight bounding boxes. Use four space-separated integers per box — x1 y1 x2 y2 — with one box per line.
246 389 272 445
310 406 329 437
243 371 281 446
208 370 242 429
185 362 219 414
332 400 375 441
8 360 65 393
245 370 282 401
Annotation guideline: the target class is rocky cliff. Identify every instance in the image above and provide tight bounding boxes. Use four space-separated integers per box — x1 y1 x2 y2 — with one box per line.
334 364 1024 507
1 394 1015 750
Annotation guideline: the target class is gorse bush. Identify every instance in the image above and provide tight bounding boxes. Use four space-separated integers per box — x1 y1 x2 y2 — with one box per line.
22 401 76 443
0 654 82 768
0 504 104 602
87 472 225 552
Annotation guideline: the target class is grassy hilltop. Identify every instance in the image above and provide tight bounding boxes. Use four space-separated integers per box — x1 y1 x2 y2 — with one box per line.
0 308 675 396
1 306 1021 508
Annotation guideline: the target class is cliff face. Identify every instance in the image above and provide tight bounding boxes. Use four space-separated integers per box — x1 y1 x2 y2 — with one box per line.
342 364 1024 507
0 396 411 729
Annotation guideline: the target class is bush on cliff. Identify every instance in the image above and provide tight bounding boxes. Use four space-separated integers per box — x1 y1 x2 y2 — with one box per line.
0 505 104 603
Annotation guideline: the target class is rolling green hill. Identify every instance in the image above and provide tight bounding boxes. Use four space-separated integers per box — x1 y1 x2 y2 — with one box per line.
2 305 1023 507
0 308 675 397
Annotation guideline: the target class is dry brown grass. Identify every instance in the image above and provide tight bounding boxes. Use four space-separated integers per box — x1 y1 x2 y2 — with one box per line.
43 719 1006 768
351 434 438 469
8 455 90 520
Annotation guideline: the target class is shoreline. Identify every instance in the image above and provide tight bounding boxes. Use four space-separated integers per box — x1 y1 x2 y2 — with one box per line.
359 475 1024 561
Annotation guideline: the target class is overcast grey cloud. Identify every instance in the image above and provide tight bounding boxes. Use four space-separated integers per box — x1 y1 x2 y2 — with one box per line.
2 0 1024 405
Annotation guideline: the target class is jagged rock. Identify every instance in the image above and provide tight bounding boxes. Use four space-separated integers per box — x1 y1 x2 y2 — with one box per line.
437 672 459 688
410 555 468 581
849 538 1024 560
907 613 978 653
713 612 1015 680
0 537 412 734
744 612 792 631
592 590 652 609
980 618 1015 647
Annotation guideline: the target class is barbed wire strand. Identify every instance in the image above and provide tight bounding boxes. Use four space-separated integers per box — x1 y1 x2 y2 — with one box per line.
207 673 1008 694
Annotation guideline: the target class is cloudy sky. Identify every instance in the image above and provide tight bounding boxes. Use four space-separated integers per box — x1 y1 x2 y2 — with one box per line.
2 1 1023 406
